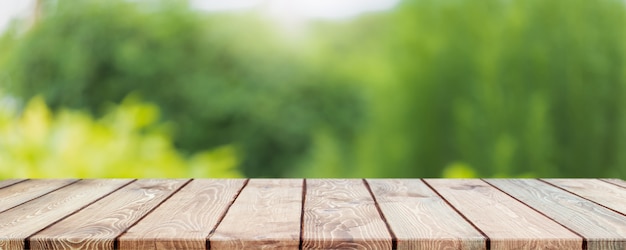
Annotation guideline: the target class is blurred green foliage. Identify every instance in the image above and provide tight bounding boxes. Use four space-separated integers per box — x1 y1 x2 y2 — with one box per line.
0 0 624 178
330 0 626 177
1 0 362 177
0 94 241 177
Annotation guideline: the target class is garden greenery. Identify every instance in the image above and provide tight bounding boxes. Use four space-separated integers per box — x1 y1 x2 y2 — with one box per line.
1 0 625 178
0 95 241 178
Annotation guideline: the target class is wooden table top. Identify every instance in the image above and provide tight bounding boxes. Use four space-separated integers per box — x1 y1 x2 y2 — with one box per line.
0 178 624 250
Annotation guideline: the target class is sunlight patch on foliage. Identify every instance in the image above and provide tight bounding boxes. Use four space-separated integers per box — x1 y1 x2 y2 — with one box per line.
442 162 476 178
0 95 242 178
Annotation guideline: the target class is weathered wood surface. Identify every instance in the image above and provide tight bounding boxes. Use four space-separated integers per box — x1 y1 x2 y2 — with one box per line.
0 179 77 213
367 179 485 249
0 179 131 249
0 178 624 250
0 179 25 189
543 178 626 215
119 179 246 250
487 179 626 250
30 179 188 250
602 178 626 188
211 179 302 249
302 179 392 249
425 179 581 249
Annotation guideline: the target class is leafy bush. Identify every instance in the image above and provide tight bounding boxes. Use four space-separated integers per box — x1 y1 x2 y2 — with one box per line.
2 0 623 178
1 0 362 177
347 0 626 177
0 95 241 178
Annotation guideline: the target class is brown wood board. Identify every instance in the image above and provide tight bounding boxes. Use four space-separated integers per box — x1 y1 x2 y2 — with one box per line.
0 179 26 189
29 179 188 250
302 179 392 249
425 179 581 250
367 179 485 249
543 178 626 215
0 179 77 213
486 178 626 249
119 179 247 250
602 178 626 189
0 179 132 249
0 179 621 250
209 179 302 250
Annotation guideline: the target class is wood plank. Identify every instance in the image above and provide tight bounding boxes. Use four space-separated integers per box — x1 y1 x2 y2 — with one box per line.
0 179 26 189
302 179 392 249
119 179 246 250
210 179 302 249
486 179 626 249
0 179 77 213
29 179 189 250
602 178 626 189
543 178 626 214
425 179 581 250
0 179 132 250
367 179 485 250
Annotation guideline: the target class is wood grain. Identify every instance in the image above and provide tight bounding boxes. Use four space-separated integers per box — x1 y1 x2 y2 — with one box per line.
0 179 26 189
0 178 621 249
486 179 626 250
29 179 188 250
210 179 302 250
119 179 246 250
0 179 132 250
367 179 485 250
302 179 392 249
425 179 581 250
602 178 626 189
0 179 77 213
543 178 626 214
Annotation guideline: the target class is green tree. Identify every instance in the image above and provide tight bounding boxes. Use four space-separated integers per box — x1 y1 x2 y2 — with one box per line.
1 0 363 177
321 0 626 177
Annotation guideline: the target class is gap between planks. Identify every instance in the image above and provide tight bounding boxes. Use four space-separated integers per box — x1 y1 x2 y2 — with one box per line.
481 179 587 249
363 179 398 250
26 179 137 250
486 179 626 249
206 178 250 249
2 178 625 250
0 179 79 213
298 178 306 250
421 179 490 250
29 179 190 249
117 179 249 250
539 179 626 217
114 179 195 249
0 179 28 189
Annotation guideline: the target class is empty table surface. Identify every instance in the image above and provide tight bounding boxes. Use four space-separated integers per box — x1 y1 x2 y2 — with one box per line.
0 178 624 250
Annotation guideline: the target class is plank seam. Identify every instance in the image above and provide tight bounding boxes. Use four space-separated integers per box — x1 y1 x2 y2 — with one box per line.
25 179 137 250
299 178 306 250
421 179 491 250
539 179 626 217
599 178 626 189
0 179 29 190
114 178 193 249
0 179 81 214
481 179 587 250
206 178 250 250
362 179 397 250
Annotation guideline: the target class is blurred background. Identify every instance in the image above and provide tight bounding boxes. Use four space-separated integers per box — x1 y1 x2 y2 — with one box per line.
0 0 624 178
